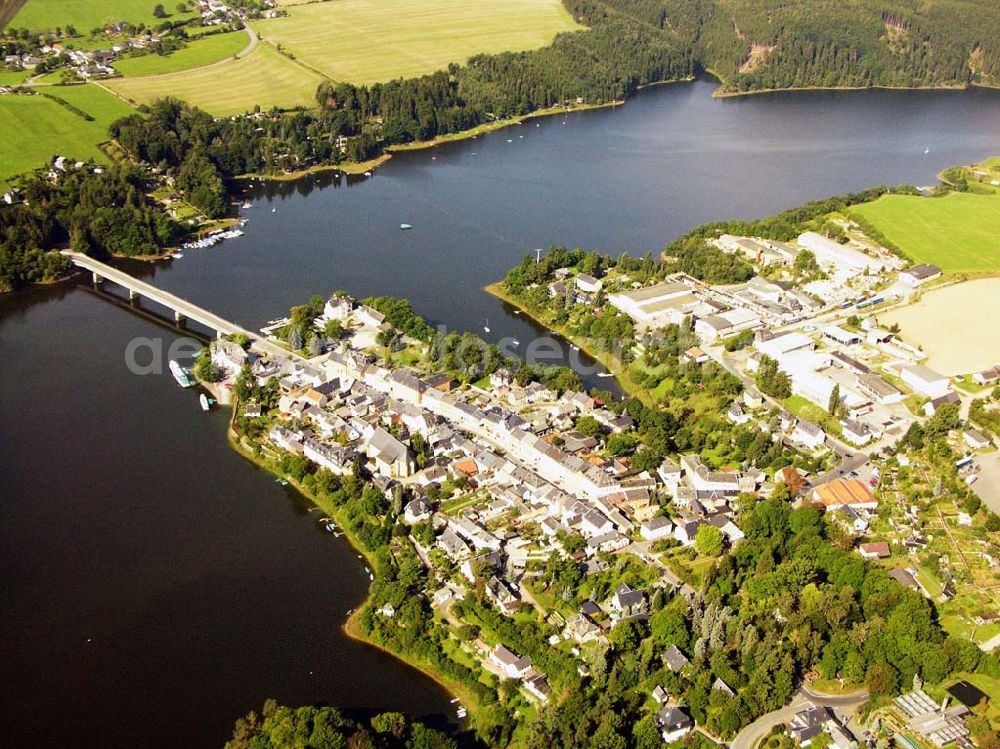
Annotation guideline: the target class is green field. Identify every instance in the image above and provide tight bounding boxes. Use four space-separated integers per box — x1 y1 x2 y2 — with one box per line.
0 83 133 186
106 42 322 115
251 0 581 84
0 69 30 86
112 31 248 77
850 191 1000 273
11 0 196 32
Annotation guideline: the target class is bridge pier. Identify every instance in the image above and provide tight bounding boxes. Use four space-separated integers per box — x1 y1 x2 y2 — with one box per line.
91 271 102 286
174 311 186 327
129 289 139 304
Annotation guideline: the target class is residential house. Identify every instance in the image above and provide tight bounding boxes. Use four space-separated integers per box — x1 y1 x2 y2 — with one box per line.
789 706 832 746
524 673 551 703
792 420 826 450
663 645 689 672
859 541 891 559
923 392 961 417
403 498 432 524
366 427 415 477
489 645 532 680
575 273 603 293
640 516 674 541
656 707 694 743
485 575 522 615
608 583 647 622
889 567 920 591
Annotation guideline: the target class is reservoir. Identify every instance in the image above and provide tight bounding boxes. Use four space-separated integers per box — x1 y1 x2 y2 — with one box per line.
3 79 1000 748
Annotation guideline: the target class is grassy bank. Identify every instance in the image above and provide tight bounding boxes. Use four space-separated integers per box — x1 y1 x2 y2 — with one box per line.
224 423 488 727
483 281 653 405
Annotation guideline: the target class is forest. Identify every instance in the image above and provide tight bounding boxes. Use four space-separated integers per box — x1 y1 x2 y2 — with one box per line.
224 699 456 749
0 162 179 291
594 0 1000 92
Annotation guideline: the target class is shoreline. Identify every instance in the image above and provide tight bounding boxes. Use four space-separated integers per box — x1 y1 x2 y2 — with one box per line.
483 281 652 405
710 79 999 99
222 416 486 728
232 77 700 185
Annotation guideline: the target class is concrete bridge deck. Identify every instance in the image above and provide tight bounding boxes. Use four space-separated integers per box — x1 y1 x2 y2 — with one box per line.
62 250 298 360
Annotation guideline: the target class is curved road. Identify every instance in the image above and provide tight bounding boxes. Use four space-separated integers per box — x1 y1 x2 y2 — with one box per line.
730 686 869 749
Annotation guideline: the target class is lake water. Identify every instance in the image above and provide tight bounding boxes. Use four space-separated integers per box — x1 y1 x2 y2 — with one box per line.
3 78 1000 748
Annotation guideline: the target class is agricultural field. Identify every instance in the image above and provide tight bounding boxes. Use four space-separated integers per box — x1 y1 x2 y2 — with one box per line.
10 0 196 32
0 83 133 186
882 277 1000 376
849 191 1000 274
112 30 248 77
106 42 322 115
250 0 581 85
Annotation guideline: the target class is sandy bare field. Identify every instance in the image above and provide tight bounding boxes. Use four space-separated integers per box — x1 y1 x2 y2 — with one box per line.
881 278 1000 375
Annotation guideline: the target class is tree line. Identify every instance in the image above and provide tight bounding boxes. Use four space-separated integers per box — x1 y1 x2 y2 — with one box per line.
0 162 179 291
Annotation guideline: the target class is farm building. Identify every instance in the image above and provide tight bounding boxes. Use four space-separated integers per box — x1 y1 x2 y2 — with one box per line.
899 263 942 287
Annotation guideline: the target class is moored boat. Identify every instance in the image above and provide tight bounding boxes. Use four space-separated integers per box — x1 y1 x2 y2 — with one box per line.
169 360 194 388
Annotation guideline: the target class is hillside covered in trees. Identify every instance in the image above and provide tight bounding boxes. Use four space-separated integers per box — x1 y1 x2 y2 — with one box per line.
589 0 1000 93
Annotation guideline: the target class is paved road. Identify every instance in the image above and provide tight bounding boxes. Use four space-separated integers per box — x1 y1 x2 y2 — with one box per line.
730 695 811 749
730 687 869 749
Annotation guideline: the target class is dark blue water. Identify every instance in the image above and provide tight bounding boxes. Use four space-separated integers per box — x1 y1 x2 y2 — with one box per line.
3 78 1000 749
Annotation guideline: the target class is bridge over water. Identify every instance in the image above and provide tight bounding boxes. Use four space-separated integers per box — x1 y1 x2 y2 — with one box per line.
62 250 296 359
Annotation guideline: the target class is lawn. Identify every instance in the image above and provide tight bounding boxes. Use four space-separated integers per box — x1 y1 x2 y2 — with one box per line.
250 0 581 84
11 0 197 32
849 192 1000 274
106 42 322 115
112 31 247 77
0 84 134 186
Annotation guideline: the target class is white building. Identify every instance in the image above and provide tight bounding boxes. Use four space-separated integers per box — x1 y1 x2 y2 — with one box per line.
900 365 951 398
694 308 761 343
575 274 603 293
797 232 884 273
756 331 814 359
608 282 698 328
899 264 942 287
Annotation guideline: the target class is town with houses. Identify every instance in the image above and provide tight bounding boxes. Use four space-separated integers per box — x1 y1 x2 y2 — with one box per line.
191 213 1000 748
0 1 277 87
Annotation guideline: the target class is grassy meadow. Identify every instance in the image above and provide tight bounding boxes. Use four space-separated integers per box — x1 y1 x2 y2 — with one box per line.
251 0 581 84
11 0 196 31
850 191 1000 273
0 69 30 85
0 83 133 186
106 42 322 115
112 30 247 76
